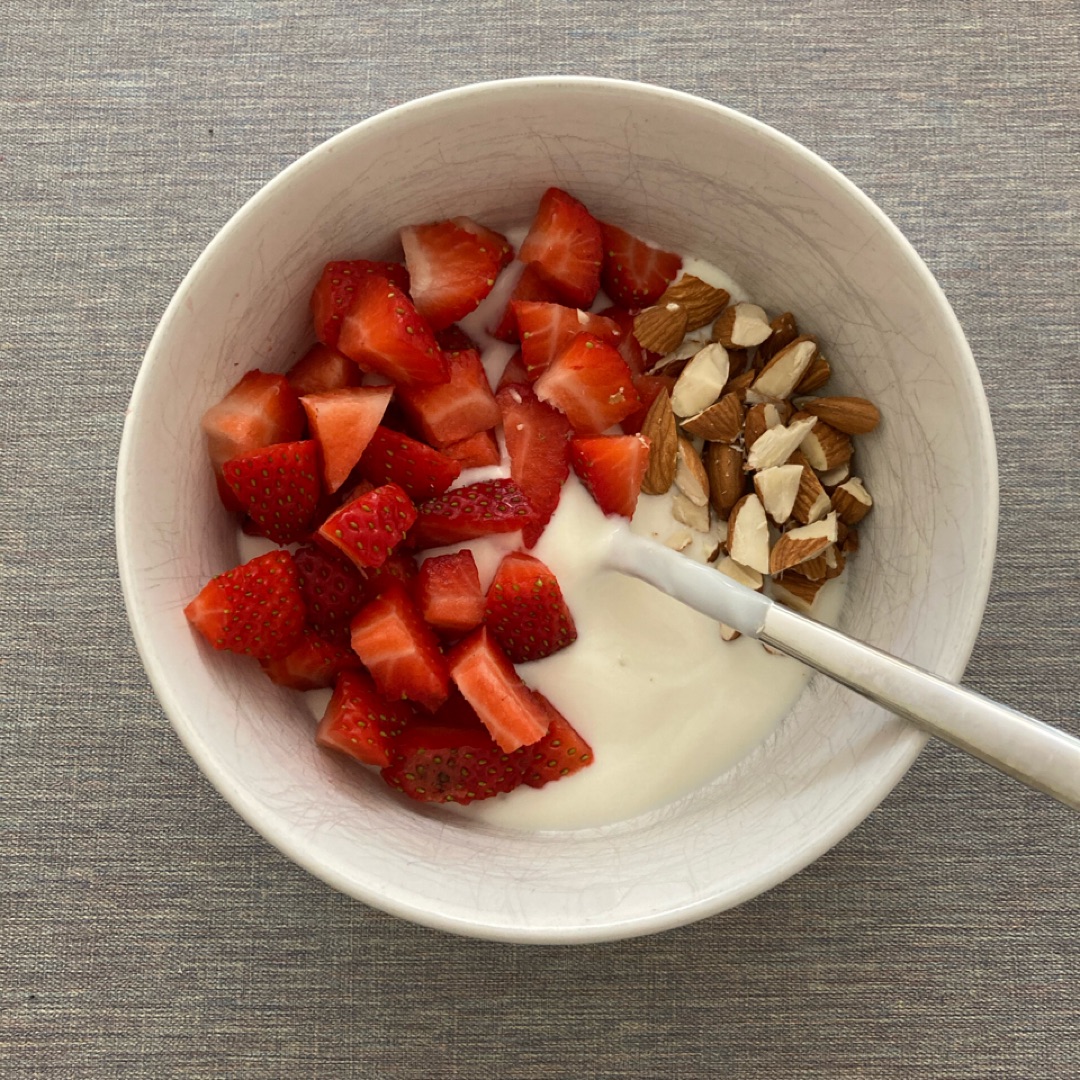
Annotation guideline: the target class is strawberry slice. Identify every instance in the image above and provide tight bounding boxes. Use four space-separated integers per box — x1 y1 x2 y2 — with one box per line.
359 551 419 600
597 304 655 377
311 259 411 347
286 343 364 396
400 219 506 331
261 630 362 691
300 386 392 493
381 724 523 804
411 479 535 548
518 187 603 308
533 332 641 435
440 429 500 470
435 324 481 353
349 583 450 712
201 371 305 509
316 669 417 768
495 350 529 392
514 696 594 787
599 222 682 309
294 543 368 646
488 263 562 342
415 550 485 634
452 216 515 268
397 345 500 448
620 373 677 434
496 383 570 548
222 439 321 544
318 483 417 570
356 425 461 501
337 276 448 387
447 627 552 752
569 434 651 518
513 300 623 381
484 551 577 662
184 550 305 660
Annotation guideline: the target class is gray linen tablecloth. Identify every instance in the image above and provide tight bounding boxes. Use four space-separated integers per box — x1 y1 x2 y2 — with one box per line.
3 2 1078 1077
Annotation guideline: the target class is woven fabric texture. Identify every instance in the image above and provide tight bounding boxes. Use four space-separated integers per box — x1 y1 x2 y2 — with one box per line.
2 2 1078 1077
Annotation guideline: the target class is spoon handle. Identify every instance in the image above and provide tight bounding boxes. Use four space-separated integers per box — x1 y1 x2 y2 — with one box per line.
606 530 1080 812
760 603 1080 811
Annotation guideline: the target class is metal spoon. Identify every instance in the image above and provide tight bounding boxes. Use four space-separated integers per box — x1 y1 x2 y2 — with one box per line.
607 529 1080 812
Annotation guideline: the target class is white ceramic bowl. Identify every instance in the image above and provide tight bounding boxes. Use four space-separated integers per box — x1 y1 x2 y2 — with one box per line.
116 77 997 943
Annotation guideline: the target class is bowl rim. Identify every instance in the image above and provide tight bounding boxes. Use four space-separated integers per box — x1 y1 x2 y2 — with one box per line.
115 75 999 943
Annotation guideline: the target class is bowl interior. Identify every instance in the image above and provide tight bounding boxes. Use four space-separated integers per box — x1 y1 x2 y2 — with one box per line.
117 78 996 942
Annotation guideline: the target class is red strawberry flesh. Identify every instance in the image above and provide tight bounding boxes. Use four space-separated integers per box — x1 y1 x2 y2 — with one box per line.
317 482 417 570
484 551 577 663
286 343 364 396
411 479 535 548
568 433 651 519
301 385 392 493
513 300 623 382
415 550 486 634
518 187 603 309
261 630 361 691
311 259 411 347
316 669 417 768
598 222 682 309
357 425 462 502
222 439 321 544
397 345 500 448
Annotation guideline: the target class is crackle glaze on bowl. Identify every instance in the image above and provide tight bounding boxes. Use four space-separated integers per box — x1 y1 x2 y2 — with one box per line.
116 77 997 943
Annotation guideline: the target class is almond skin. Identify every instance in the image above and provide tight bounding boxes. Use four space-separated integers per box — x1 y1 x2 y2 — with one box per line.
800 396 881 435
831 478 873 524
791 466 831 524
681 392 744 442
744 403 770 449
799 417 854 471
773 572 825 612
756 311 799 365
659 275 730 330
748 336 817 403
640 389 678 495
704 442 746 516
796 354 831 393
713 303 772 349
634 303 689 354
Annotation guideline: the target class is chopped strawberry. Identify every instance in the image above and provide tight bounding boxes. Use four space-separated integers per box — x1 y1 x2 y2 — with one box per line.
318 483 417 570
435 324 480 353
621 373 676 434
381 724 523 804
597 304 655 377
337 276 449 387
496 383 570 547
261 630 361 691
400 219 506 331
311 259 410 347
222 440 321 544
356 425 461 501
452 216 515 268
518 187 602 308
415 551 485 634
396 346 500 448
294 543 368 646
350 583 450 711
515 696 594 787
440 430 500 470
513 300 623 381
286 343 364 396
316 670 417 768
599 222 682 309
300 385 392 494
488 263 562 342
533 332 641 435
569 434 651 518
184 550 305 660
360 551 419 599
484 551 577 662
201 371 305 509
430 687 489 730
411 479 535 548
448 627 552 752
495 350 529 392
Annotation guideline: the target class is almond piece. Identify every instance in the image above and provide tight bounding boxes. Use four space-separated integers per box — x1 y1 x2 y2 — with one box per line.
792 466 831 524
648 339 702 374
772 572 824 613
682 392 744 442
746 415 818 471
824 543 846 579
727 493 770 575
726 348 751 378
659 275 730 331
716 555 765 641
817 461 852 489
796 354 831 393
799 418 854 471
756 311 799 365
795 552 828 580
800 396 881 435
840 526 860 554
671 343 730 418
723 369 756 400
769 513 838 575
713 303 773 348
763 401 792 427
705 442 746 516
832 477 873 524
672 491 711 532
634 302 689 354
744 403 769 449
747 336 817 403
640 389 678 495
753 464 803 524
665 530 694 552
675 437 710 507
